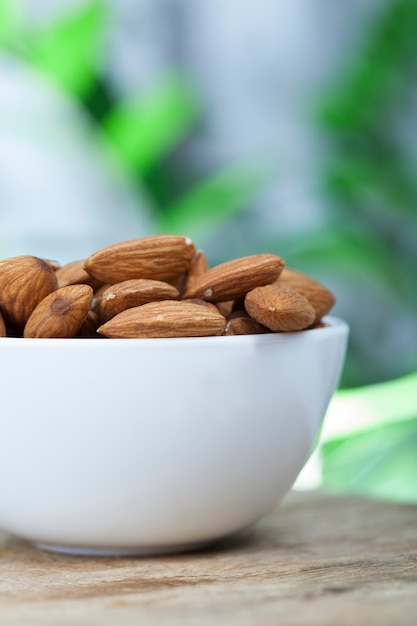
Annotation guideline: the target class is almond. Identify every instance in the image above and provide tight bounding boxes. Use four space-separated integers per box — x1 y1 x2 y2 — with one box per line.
0 256 58 328
97 279 180 323
275 268 335 322
181 250 209 295
183 254 284 302
55 260 102 290
24 285 93 338
245 284 316 332
98 300 226 338
0 309 6 337
84 235 196 284
223 310 270 336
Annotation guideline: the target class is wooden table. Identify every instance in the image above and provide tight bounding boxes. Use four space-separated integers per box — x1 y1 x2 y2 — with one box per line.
0 491 416 625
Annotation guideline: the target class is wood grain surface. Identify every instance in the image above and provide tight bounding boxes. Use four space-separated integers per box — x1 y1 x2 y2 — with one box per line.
0 491 416 626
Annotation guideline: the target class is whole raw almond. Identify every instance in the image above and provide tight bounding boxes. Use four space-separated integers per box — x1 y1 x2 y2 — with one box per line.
183 253 284 302
97 279 180 323
24 285 93 338
275 268 335 322
98 300 226 338
84 235 196 284
0 255 58 328
55 260 103 290
245 284 316 332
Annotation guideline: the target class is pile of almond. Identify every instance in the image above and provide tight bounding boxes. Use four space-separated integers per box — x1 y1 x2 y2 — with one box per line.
0 235 335 339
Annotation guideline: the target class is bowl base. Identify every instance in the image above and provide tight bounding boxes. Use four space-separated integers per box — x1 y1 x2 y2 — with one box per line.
34 539 216 557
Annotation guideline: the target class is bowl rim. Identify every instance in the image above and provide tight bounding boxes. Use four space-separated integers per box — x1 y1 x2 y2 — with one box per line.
0 316 349 349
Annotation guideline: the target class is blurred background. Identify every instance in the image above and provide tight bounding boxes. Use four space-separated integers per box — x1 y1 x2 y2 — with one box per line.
1 0 416 502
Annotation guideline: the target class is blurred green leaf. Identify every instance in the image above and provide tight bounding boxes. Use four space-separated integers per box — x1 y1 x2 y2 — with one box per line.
0 0 19 45
318 0 417 131
103 75 199 175
30 0 106 97
311 0 417 396
325 371 417 438
273 220 416 309
321 417 417 503
320 372 417 503
157 163 268 239
275 226 392 287
325 154 417 219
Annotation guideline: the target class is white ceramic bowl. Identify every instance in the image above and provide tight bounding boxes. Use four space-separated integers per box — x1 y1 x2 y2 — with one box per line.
0 316 348 555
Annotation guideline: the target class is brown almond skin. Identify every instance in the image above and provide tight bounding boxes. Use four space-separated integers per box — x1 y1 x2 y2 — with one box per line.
181 250 210 295
84 235 196 284
275 268 335 322
245 284 316 332
24 285 93 338
0 255 58 328
223 310 270 336
98 301 226 339
97 279 180 323
0 309 6 337
181 298 220 314
55 260 103 290
183 254 285 302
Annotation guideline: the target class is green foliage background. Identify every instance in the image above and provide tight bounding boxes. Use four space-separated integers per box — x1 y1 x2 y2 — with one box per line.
0 0 416 502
